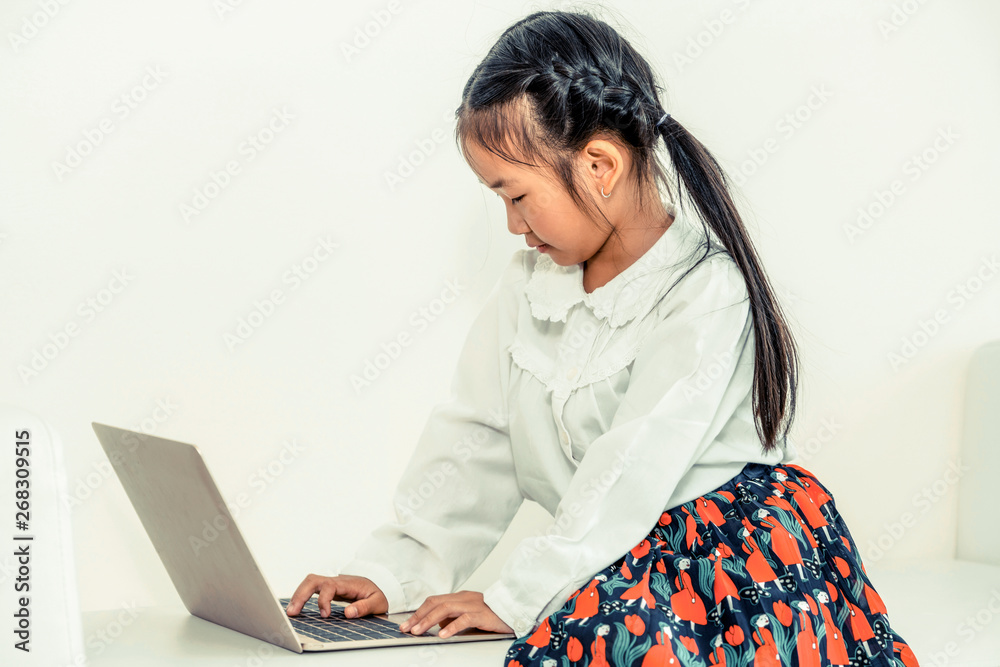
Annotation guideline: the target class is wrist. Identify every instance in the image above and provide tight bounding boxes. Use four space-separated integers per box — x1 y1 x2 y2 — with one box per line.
482 580 539 638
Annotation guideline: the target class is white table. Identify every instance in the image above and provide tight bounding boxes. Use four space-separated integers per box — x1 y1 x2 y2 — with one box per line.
81 603 515 666
78 558 1000 666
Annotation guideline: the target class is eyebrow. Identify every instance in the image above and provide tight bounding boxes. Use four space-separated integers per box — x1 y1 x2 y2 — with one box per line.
479 176 516 190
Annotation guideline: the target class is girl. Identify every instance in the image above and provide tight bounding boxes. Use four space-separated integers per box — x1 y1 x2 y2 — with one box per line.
286 10 920 667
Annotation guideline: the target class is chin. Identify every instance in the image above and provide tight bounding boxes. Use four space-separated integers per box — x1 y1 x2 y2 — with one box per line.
544 251 578 266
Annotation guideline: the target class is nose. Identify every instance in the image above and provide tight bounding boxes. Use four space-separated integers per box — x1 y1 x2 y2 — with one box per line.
505 205 531 236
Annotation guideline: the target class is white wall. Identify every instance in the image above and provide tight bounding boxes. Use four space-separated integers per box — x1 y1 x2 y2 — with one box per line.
1 0 997 613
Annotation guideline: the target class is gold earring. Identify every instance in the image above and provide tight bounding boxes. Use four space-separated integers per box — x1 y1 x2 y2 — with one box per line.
601 185 611 198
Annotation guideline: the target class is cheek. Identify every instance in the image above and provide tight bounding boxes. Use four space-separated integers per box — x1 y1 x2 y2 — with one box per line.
519 198 541 220
533 189 558 209
533 192 574 223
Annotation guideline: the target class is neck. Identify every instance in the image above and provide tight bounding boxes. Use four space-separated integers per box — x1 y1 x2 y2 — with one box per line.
581 206 675 294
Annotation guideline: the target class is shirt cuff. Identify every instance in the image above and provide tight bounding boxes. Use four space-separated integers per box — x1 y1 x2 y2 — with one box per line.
336 559 408 614
482 579 540 638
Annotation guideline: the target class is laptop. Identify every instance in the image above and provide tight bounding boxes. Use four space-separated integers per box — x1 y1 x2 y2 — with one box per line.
90 421 516 653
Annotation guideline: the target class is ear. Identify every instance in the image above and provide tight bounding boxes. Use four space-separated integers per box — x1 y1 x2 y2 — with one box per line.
580 139 624 196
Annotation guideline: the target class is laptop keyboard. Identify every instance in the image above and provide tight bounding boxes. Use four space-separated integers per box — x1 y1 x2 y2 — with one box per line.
278 597 434 643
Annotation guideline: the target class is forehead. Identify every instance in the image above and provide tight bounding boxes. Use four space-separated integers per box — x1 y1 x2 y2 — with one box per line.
462 139 529 189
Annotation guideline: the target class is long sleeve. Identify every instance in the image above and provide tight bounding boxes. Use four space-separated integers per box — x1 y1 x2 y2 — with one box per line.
482 254 756 637
336 252 526 614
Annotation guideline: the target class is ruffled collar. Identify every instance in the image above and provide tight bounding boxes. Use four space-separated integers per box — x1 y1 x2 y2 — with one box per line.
523 200 705 328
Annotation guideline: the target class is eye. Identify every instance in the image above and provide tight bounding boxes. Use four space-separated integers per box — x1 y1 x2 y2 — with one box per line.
495 193 525 205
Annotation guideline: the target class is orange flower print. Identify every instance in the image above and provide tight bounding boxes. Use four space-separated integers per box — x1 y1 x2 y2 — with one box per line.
725 624 745 645
624 613 645 635
772 599 793 626
566 636 583 662
679 634 700 656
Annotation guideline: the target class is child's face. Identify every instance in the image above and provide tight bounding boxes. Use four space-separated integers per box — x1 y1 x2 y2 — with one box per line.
462 139 612 267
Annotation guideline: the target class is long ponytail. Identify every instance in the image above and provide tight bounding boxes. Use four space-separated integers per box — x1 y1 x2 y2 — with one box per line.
658 116 799 453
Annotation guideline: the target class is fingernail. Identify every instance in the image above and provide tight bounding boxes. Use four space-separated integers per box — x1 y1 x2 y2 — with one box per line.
345 606 355 618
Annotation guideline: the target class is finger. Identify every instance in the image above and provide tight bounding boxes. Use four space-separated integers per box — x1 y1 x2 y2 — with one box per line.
397 616 406 632
398 596 435 632
344 592 374 618
399 591 472 632
398 610 421 632
316 580 341 618
438 613 473 638
407 602 460 635
285 574 321 615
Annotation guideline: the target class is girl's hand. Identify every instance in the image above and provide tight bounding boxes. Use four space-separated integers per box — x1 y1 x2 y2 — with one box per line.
284 573 388 619
398 591 513 637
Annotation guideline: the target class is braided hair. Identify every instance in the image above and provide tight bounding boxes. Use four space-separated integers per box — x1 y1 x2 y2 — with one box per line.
453 10 799 455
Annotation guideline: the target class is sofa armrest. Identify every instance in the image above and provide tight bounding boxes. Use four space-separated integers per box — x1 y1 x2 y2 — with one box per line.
957 340 1000 566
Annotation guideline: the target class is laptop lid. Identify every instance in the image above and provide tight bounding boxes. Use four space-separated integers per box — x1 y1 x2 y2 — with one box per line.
91 422 304 653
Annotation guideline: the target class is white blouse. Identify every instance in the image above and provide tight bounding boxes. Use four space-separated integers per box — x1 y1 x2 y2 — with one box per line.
337 199 798 638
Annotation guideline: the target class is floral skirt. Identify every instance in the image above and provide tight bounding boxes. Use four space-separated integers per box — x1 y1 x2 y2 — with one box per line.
503 461 920 667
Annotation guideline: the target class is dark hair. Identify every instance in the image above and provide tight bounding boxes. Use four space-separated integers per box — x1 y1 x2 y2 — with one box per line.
452 9 799 455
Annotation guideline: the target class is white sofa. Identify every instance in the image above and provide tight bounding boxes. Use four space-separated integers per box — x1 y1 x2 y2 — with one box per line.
864 341 1000 667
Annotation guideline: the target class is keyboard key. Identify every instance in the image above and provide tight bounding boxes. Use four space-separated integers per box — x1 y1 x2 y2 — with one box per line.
278 597 434 642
